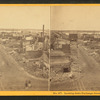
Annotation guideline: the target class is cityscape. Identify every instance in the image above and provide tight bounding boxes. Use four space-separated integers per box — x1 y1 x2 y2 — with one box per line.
0 6 100 91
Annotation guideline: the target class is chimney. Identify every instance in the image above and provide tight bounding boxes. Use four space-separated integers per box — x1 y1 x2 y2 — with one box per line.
43 25 44 38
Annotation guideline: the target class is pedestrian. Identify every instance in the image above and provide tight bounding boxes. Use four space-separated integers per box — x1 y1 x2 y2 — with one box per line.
25 80 32 89
28 80 32 88
25 80 28 89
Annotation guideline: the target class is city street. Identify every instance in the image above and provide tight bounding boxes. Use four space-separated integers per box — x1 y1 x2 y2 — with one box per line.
50 44 100 91
0 44 48 91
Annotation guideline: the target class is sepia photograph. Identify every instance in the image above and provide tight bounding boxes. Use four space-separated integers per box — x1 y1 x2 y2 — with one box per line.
1 5 100 93
50 6 100 91
0 6 50 91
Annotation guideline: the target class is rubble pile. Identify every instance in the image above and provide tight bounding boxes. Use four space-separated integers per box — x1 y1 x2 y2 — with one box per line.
50 31 79 82
83 41 100 64
0 29 49 79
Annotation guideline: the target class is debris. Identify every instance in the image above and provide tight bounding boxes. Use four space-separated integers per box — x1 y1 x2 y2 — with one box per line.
68 72 74 79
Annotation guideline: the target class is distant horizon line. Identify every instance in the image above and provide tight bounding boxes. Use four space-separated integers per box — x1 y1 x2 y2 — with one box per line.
1 29 100 32
0 28 49 30
51 29 100 32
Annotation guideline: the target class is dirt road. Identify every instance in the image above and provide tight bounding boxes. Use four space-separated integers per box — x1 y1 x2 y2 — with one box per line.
50 45 100 91
78 45 100 91
0 44 48 91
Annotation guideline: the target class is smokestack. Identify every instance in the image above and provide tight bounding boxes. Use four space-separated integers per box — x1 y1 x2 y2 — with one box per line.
43 25 45 51
43 25 44 37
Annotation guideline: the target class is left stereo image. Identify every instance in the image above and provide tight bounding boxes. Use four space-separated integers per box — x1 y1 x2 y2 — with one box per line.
0 6 50 91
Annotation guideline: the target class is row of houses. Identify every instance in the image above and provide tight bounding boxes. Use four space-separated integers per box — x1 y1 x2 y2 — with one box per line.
81 34 100 41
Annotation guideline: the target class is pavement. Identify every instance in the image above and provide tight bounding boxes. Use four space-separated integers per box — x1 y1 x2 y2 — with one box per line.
0 44 48 91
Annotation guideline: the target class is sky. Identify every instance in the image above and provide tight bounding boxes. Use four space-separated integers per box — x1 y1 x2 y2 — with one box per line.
51 6 100 31
0 6 50 29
